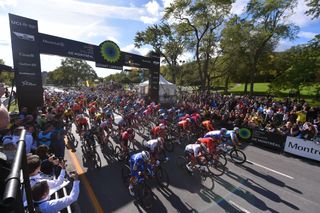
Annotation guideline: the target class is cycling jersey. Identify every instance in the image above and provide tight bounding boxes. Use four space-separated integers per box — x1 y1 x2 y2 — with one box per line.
202 120 214 131
185 144 202 157
145 139 159 152
198 138 216 154
129 152 146 177
178 120 190 129
204 130 223 140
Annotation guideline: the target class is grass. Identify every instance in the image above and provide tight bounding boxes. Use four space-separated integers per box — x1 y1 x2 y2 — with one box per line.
229 83 319 96
228 83 320 106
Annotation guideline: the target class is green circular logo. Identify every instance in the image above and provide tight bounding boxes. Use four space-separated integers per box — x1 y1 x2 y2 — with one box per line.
239 128 252 139
100 40 121 63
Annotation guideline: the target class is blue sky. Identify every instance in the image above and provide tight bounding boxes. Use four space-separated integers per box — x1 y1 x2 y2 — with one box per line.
0 0 319 77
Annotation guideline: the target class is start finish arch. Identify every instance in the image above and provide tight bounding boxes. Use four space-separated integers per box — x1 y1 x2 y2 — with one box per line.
9 13 160 112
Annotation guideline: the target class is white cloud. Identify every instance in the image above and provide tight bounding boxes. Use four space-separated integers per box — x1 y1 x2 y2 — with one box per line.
230 0 249 15
298 31 317 40
287 0 319 27
162 0 174 9
145 0 160 17
275 39 294 52
122 44 151 56
0 0 17 8
140 16 159 24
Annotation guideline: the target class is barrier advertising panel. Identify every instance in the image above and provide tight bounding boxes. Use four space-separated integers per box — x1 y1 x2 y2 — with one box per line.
284 136 320 161
251 129 286 151
9 14 43 110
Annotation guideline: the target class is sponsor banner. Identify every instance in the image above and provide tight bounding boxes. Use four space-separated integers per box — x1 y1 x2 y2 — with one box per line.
39 33 96 61
284 136 320 161
9 13 43 110
149 55 160 103
251 129 286 151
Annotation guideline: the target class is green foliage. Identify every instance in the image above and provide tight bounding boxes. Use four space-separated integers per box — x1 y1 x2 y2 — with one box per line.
47 58 97 86
0 59 14 85
270 37 320 92
164 0 233 90
305 0 320 19
104 69 149 84
135 23 183 83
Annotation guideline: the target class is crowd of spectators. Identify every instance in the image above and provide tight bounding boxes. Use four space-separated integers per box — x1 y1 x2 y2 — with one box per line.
0 83 79 213
177 92 320 140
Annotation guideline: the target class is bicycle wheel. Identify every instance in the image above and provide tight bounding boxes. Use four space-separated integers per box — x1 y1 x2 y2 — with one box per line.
208 161 226 177
137 182 153 209
136 125 145 135
230 149 246 164
121 164 131 187
114 146 122 161
155 167 170 188
164 140 174 152
219 153 227 167
94 151 102 169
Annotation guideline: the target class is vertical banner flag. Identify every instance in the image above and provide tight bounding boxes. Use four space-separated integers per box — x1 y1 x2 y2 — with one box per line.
9 14 43 111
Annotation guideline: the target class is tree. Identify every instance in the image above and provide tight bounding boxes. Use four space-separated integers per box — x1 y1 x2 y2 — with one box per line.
270 37 320 94
0 59 14 86
242 0 298 95
135 23 184 84
47 58 97 86
305 0 320 19
164 0 233 91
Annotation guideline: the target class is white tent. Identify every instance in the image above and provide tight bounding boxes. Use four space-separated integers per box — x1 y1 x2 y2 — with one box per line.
139 75 177 97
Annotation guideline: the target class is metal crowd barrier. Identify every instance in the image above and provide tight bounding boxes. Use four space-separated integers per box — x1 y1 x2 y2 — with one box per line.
2 128 35 212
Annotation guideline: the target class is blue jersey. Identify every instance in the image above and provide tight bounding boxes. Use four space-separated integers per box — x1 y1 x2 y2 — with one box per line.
204 130 223 140
130 152 146 176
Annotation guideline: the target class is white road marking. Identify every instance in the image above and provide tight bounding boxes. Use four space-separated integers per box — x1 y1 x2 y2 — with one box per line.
247 160 294 180
228 200 251 213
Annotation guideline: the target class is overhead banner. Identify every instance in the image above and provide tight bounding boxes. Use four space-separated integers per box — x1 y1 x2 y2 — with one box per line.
39 33 96 61
284 136 320 161
9 13 43 110
251 129 286 151
95 40 123 70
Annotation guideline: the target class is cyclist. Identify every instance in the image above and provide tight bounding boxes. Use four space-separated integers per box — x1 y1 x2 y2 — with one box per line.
196 137 219 161
120 128 135 153
184 143 208 173
150 123 166 138
204 128 227 142
200 120 215 132
225 127 241 147
144 137 168 163
75 114 88 134
128 151 152 196
63 108 73 123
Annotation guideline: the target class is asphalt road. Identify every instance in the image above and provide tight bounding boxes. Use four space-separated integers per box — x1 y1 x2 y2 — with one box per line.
64 121 320 213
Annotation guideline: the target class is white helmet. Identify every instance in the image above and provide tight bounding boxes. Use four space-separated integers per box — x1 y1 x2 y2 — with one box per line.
141 151 150 162
234 127 240 133
157 137 164 144
159 123 166 129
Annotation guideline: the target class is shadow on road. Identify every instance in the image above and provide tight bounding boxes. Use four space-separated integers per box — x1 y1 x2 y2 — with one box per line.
240 163 302 195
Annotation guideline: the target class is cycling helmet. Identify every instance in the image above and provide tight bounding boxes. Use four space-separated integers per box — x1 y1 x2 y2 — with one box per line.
234 127 240 133
159 114 164 120
186 118 192 123
127 128 134 134
159 123 166 129
141 151 150 162
220 128 227 136
157 137 164 144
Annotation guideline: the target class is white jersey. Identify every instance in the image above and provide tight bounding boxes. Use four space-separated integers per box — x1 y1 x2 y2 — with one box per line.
145 139 159 152
185 144 202 156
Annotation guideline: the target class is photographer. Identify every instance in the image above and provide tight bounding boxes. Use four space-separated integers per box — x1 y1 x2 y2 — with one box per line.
31 172 80 213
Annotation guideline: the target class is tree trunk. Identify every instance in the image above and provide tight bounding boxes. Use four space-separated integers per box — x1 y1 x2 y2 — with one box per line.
224 76 229 94
244 81 248 94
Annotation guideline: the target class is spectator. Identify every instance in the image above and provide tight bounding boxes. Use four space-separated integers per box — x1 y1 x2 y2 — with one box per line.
31 172 79 213
290 123 301 137
0 105 10 129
